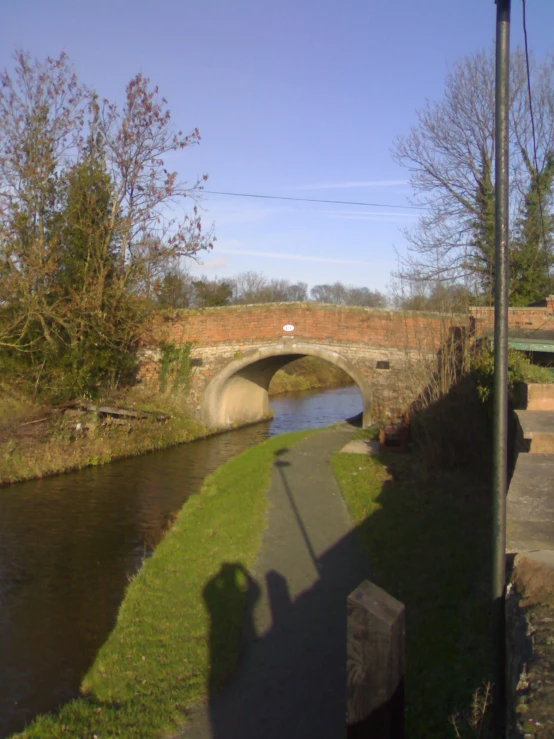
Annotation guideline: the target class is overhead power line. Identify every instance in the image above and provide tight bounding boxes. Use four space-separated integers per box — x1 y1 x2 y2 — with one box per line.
522 0 551 287
200 189 426 210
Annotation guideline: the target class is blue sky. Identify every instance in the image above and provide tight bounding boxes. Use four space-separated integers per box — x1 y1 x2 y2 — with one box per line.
4 1 554 294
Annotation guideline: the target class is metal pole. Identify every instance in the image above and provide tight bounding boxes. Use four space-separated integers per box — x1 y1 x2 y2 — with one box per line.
493 0 510 732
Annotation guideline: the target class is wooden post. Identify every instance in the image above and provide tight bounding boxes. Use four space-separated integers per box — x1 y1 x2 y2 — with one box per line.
347 580 405 738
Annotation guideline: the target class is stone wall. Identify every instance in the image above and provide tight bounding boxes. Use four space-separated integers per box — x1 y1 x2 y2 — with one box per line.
139 341 434 420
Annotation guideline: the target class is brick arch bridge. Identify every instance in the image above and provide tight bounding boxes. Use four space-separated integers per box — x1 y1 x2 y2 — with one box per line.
202 342 374 429
139 300 554 430
139 302 467 431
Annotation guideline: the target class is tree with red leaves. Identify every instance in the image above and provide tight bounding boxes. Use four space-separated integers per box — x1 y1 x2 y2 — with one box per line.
0 51 213 398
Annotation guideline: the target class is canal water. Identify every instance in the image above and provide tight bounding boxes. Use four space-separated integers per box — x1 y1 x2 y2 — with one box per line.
0 385 362 736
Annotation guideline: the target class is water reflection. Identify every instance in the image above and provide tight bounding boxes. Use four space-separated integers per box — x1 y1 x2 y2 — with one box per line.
0 385 361 736
269 385 362 435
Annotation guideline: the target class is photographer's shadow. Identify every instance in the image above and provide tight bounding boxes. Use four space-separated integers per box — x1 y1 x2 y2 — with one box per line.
202 563 261 699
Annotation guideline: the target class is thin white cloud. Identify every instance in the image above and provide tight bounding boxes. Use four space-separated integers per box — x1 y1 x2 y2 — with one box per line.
292 180 408 191
204 204 280 225
216 247 379 266
192 256 228 271
320 210 418 222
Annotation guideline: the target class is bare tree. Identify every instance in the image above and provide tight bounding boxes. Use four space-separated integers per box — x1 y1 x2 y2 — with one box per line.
231 271 307 304
392 48 554 303
392 281 476 314
231 271 269 304
310 282 387 307
96 74 213 282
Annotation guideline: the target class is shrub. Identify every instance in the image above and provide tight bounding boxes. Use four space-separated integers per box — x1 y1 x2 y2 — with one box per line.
472 343 553 403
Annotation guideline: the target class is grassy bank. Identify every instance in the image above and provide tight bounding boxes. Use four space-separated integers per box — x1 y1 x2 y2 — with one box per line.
0 357 351 485
13 427 320 738
331 430 493 738
0 390 205 486
269 356 354 395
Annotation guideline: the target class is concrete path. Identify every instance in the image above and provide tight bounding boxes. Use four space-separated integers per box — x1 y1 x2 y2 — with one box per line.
508 389 554 571
172 424 371 739
507 453 554 557
516 410 554 436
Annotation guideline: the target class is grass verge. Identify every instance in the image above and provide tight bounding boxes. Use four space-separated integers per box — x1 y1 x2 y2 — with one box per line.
331 448 494 738
0 361 350 485
13 428 320 739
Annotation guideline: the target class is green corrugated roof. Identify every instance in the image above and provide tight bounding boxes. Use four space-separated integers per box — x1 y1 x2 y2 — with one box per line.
507 339 554 353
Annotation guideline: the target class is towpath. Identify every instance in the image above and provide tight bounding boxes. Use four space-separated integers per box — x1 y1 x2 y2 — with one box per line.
172 423 370 739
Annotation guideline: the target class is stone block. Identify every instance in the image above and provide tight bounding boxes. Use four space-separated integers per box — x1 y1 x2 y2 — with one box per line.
347 580 405 738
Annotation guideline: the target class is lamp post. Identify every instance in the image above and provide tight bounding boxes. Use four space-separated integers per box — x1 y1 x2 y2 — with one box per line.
492 0 510 731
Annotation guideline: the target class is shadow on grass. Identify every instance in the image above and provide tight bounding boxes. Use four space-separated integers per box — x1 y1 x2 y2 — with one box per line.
199 441 495 739
355 454 494 738
203 563 261 695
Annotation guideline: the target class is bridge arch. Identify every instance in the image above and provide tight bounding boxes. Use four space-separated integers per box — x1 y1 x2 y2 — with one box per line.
201 341 372 431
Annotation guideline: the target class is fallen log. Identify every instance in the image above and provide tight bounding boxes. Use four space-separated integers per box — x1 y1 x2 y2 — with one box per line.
84 404 146 419
83 404 167 422
19 417 48 427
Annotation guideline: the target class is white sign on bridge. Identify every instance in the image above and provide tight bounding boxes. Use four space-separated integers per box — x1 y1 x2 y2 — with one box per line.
283 324 295 332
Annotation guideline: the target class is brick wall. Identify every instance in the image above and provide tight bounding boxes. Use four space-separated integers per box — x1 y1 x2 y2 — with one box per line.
470 299 554 334
141 302 465 352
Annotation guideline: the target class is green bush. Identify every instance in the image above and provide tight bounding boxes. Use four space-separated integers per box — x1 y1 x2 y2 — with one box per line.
0 310 139 402
472 343 553 403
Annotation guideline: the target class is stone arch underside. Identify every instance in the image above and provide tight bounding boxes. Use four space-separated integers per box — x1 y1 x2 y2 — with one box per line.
201 342 372 431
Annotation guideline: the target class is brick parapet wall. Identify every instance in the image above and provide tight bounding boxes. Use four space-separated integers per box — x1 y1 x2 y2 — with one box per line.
470 302 554 333
141 303 466 352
